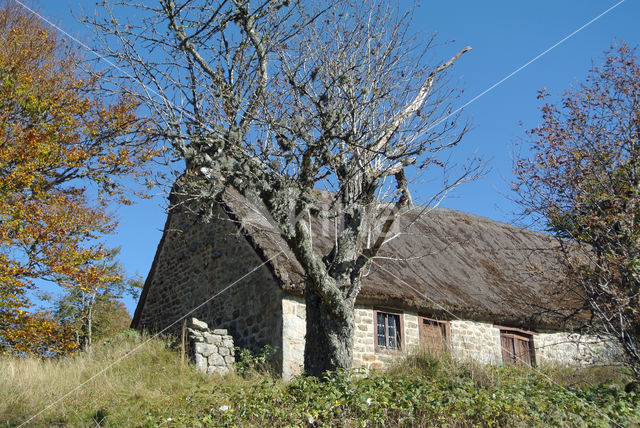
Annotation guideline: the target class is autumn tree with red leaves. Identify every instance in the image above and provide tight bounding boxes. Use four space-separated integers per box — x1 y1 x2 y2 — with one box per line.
0 4 156 356
515 42 640 379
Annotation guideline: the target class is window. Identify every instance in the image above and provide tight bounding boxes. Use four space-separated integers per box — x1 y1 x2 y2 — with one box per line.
419 317 449 355
375 310 402 351
500 329 535 366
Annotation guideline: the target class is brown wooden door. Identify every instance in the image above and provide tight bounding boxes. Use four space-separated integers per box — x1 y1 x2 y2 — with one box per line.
514 336 532 365
501 334 515 364
500 331 532 366
419 319 447 354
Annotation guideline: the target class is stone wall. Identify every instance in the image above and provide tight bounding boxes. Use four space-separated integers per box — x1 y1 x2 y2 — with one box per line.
535 331 619 366
135 201 283 370
281 296 306 379
279 302 423 373
449 319 617 367
279 302 617 373
449 320 503 365
187 318 235 375
352 307 420 370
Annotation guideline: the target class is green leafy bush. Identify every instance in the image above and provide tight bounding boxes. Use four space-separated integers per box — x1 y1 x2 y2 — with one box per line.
177 361 640 427
234 345 276 377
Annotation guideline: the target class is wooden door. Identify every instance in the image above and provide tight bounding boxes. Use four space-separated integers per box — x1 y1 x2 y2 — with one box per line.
500 334 515 364
500 331 532 366
419 318 447 354
514 336 532 365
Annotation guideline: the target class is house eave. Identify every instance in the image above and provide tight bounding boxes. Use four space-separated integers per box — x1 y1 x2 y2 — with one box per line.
280 289 575 332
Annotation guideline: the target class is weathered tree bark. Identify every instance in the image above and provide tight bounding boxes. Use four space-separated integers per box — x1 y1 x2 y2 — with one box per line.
304 283 355 377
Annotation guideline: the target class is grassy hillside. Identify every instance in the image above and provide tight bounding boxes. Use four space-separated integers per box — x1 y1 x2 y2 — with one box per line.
1 331 638 427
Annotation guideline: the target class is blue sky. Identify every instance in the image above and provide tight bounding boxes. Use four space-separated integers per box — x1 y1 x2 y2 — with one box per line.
21 0 640 314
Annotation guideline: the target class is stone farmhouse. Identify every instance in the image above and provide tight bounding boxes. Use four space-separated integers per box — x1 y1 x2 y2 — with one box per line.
132 187 615 379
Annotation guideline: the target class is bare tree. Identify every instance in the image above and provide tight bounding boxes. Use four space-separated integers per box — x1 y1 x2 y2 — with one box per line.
89 0 479 376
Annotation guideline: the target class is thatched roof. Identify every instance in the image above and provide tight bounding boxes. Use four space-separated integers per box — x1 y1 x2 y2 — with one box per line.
221 188 568 330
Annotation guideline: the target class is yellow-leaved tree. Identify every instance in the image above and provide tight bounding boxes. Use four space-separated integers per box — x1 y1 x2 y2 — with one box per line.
0 3 156 356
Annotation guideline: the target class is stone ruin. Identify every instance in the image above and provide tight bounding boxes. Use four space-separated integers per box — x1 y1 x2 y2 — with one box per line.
187 317 235 375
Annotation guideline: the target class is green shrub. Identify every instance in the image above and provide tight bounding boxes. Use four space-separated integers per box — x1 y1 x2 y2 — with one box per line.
175 366 640 427
234 345 276 377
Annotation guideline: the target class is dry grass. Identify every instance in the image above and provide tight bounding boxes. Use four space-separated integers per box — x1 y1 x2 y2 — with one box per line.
0 330 224 427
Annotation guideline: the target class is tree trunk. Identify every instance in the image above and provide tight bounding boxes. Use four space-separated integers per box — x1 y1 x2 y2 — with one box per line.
86 303 92 351
304 283 355 377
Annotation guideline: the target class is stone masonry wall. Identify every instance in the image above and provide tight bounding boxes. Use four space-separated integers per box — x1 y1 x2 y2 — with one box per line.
282 296 306 379
449 320 503 365
280 303 617 374
535 331 619 366
187 318 235 375
449 320 617 367
136 201 283 371
280 302 422 374
352 307 420 370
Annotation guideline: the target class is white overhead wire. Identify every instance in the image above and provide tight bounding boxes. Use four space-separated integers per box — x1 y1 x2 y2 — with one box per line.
425 0 626 132
9 0 627 426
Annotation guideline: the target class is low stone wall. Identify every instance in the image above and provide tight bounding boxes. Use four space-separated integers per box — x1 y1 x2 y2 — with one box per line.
187 318 235 375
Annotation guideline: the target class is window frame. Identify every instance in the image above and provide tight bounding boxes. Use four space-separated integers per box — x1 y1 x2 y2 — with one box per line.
498 327 536 367
418 316 451 353
373 309 404 352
